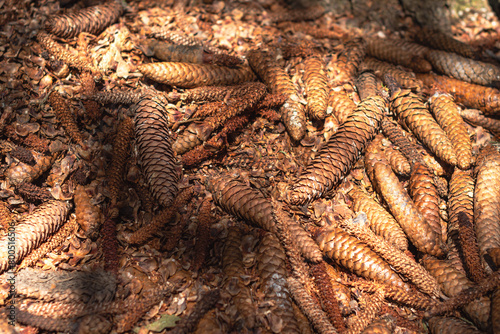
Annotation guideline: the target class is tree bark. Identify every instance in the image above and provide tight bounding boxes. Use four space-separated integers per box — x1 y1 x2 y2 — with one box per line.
399 0 453 33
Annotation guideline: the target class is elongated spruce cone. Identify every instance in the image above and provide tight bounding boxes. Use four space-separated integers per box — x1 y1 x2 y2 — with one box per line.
45 0 124 38
430 93 473 170
409 161 443 242
333 37 367 84
356 70 383 101
328 90 356 125
362 57 423 92
341 216 441 297
388 85 457 166
425 49 500 87
382 143 411 176
49 91 84 146
206 174 274 232
20 215 77 269
366 37 432 73
428 317 482 334
422 256 491 330
373 162 445 257
108 117 134 204
493 290 500 334
350 185 408 252
149 40 242 67
37 31 100 78
267 4 326 23
391 39 430 58
257 233 300 333
448 168 474 257
474 145 500 273
288 95 386 205
206 173 322 262
134 93 182 207
86 89 144 105
316 226 411 291
416 72 500 115
0 200 71 273
303 55 328 120
459 108 500 136
222 227 256 328
381 117 425 167
247 49 306 141
287 277 337 334
414 27 476 59
137 62 256 88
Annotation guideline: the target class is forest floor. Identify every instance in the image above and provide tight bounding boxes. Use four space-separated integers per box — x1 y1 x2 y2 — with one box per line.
0 0 499 333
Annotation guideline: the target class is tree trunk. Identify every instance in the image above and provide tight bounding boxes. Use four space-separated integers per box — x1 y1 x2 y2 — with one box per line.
399 0 453 33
